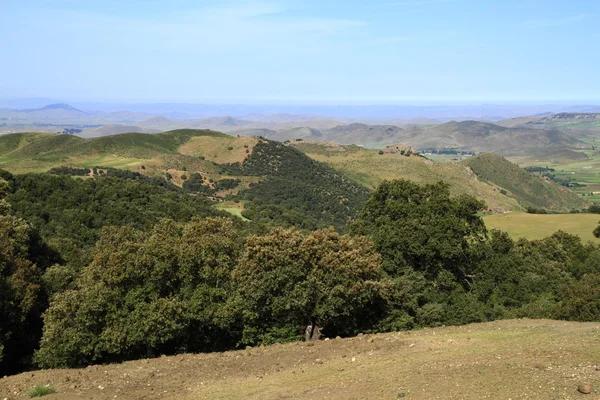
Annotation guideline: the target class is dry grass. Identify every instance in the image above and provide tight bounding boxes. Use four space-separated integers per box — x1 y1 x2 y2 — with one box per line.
2 320 600 399
294 143 521 212
178 136 258 164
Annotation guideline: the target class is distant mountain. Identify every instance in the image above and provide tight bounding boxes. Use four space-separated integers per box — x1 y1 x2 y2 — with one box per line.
539 113 600 122
78 125 159 138
498 112 600 129
250 120 581 156
405 121 581 155
20 103 86 114
0 103 89 121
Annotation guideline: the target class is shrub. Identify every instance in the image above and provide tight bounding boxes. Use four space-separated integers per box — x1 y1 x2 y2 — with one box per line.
28 384 56 398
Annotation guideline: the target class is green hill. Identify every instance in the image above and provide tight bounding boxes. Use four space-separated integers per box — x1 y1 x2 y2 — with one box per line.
463 153 587 211
0 130 369 231
0 131 588 223
292 141 587 213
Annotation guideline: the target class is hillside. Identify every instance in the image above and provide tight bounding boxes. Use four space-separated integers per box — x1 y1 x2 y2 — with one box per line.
0 131 587 218
498 113 600 135
2 319 599 399
291 141 587 212
0 130 368 231
239 120 582 156
463 153 587 211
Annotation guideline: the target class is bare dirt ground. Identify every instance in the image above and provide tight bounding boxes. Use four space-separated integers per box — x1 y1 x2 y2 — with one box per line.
2 319 600 400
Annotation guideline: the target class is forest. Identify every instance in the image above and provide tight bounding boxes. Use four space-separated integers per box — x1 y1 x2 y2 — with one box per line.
2 168 600 377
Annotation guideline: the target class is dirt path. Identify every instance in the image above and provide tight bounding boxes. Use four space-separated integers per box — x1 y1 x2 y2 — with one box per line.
2 319 600 399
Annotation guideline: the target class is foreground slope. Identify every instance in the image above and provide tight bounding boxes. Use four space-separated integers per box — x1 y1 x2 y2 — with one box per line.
2 319 599 399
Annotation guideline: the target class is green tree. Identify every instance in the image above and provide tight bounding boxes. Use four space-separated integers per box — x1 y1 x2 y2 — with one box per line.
232 228 386 344
350 180 487 280
35 217 240 368
0 178 52 374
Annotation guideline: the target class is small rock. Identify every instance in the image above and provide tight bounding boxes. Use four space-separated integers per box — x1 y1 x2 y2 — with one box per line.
315 359 323 364
306 342 315 347
335 336 341 340
367 337 374 343
596 365 600 371
578 383 592 394
351 357 356 362
324 338 330 341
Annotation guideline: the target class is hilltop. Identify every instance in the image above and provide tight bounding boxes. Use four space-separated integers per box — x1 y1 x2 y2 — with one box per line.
498 112 600 134
1 319 599 399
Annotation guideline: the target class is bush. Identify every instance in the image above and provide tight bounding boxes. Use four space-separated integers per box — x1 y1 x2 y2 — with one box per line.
232 228 386 344
35 218 241 368
28 384 56 398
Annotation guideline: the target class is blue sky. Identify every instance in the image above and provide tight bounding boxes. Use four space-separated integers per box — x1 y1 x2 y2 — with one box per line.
1 0 599 103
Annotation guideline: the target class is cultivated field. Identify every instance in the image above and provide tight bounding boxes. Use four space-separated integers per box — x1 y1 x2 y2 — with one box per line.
484 212 600 242
2 319 600 399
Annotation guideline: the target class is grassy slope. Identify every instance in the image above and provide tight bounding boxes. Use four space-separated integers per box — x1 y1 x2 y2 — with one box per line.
484 212 600 243
0 130 227 176
292 142 522 212
463 153 587 211
0 131 587 214
2 319 600 399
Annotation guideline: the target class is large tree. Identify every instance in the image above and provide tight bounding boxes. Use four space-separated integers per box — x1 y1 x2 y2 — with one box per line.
35 217 240 368
232 228 386 344
0 178 55 374
350 180 487 280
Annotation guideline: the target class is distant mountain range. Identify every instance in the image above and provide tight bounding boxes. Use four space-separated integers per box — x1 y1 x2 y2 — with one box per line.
1 103 598 158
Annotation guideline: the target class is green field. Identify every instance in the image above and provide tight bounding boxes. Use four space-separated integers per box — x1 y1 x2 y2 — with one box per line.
484 212 600 242
216 202 250 221
510 129 600 204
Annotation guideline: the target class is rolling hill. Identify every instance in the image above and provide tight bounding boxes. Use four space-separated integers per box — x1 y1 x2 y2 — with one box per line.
462 153 587 211
0 130 369 231
0 130 588 217
498 112 600 132
234 120 583 156
292 141 587 212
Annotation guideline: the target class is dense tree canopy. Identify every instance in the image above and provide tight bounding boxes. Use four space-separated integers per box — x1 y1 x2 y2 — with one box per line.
350 179 487 278
35 218 241 368
0 167 599 375
0 178 56 375
3 171 224 267
231 228 386 344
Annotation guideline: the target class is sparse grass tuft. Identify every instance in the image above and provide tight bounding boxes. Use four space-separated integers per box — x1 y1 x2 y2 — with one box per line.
28 384 57 398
